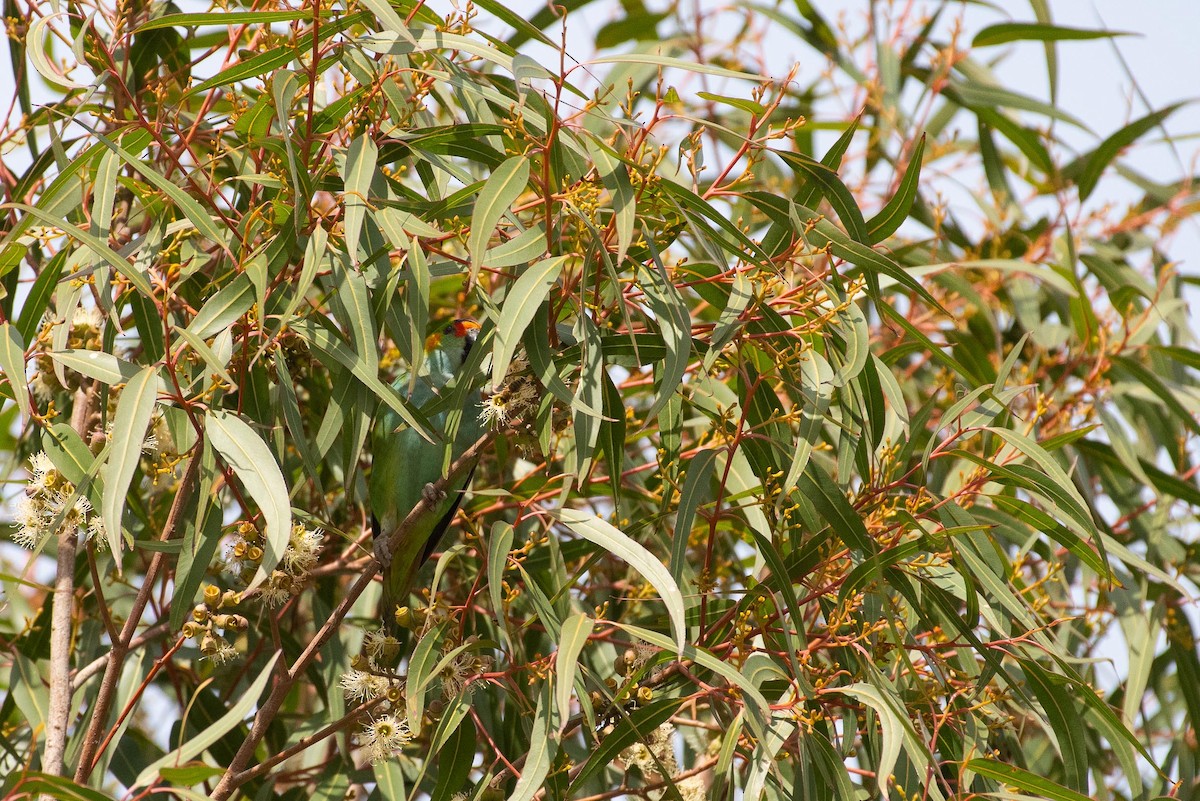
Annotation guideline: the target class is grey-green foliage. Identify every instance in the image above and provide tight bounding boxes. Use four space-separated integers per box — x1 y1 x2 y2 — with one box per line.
0 1 1197 800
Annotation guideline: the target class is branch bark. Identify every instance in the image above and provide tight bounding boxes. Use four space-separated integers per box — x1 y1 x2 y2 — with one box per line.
41 384 96 785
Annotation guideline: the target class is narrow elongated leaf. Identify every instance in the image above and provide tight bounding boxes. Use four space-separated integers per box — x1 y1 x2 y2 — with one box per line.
553 509 686 656
638 259 691 424
173 326 236 388
134 10 322 31
966 759 1092 801
291 316 434 442
342 135 378 265
405 621 451 736
4 203 154 297
0 323 30 420
205 411 292 591
101 366 158 556
469 156 529 279
973 22 1132 47
88 131 231 256
867 135 925 243
51 349 168 392
133 652 281 788
1069 103 1185 200
188 14 366 95
671 448 717 585
507 683 557 801
492 256 568 389
586 139 636 266
588 52 762 81
554 613 592 732
775 151 868 242
614 622 770 738
187 274 253 340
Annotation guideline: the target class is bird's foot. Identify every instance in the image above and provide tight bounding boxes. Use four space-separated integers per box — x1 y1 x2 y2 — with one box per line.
422 482 446 505
374 535 393 569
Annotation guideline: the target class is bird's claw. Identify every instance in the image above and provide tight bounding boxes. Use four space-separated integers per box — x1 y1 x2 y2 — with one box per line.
422 482 446 505
374 536 393 569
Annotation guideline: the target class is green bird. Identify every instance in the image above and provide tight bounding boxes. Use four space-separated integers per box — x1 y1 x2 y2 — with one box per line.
370 318 483 632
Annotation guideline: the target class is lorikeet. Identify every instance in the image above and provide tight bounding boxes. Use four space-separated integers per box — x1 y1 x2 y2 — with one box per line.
370 319 483 631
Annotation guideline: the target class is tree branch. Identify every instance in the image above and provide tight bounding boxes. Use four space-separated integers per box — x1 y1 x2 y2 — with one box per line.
41 384 95 783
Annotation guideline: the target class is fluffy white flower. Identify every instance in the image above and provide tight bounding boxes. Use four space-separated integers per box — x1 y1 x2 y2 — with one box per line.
12 496 49 549
359 714 412 763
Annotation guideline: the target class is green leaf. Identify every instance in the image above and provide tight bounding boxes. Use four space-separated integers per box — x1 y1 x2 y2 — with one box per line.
775 151 868 242
405 620 450 736
966 759 1092 801
133 652 281 788
1068 103 1185 200
187 13 366 96
173 326 236 388
4 203 154 297
671 448 717 585
484 225 547 268
491 255 569 389
0 323 29 421
87 131 232 257
186 274 254 340
554 613 593 732
586 138 636 267
553 509 686 656
50 349 167 391
133 10 324 32
1022 661 1089 792
158 762 225 785
797 462 877 556
101 366 158 555
205 410 292 592
469 155 530 280
831 679 943 801
428 714 475 801
291 316 434 442
638 259 691 424
973 22 1133 47
588 52 763 82
697 90 766 117
867 135 925 243
5 772 117 801
342 135 378 265
615 621 770 739
507 682 557 801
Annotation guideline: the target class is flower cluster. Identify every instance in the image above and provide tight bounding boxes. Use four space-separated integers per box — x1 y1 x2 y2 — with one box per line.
11 451 104 550
440 639 492 699
479 355 540 429
223 521 323 607
30 307 104 403
340 628 411 764
181 584 246 665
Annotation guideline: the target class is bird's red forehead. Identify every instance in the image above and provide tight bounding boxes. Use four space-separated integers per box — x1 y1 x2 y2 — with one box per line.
449 319 481 337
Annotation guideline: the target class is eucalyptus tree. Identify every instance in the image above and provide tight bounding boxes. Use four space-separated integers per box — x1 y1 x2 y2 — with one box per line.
0 2 1197 800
